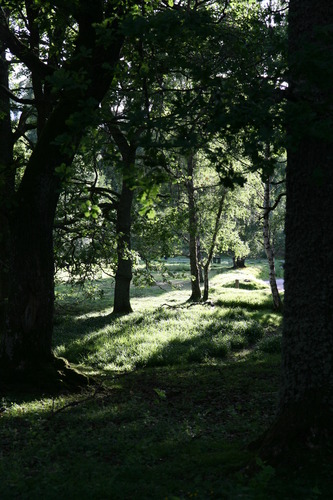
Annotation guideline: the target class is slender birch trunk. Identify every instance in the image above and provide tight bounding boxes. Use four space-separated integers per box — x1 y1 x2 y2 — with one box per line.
203 191 226 301
263 176 282 311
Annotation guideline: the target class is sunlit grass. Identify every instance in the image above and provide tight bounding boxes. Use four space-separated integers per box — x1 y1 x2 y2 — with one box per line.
2 263 330 500
53 266 282 374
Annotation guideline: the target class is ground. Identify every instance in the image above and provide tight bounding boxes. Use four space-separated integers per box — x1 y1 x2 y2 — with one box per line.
1 260 332 498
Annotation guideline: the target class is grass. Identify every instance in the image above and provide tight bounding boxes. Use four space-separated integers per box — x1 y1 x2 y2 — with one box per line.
1 262 332 498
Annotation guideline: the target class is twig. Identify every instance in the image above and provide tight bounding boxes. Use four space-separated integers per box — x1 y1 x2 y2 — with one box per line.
48 383 104 419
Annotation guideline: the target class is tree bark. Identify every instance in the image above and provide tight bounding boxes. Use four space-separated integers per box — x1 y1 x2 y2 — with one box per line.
196 237 204 284
186 154 201 302
3 173 58 367
258 0 333 458
263 175 282 311
0 46 14 330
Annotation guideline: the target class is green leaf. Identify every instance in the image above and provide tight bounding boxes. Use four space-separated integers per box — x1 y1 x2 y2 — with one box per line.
147 208 156 220
154 388 167 400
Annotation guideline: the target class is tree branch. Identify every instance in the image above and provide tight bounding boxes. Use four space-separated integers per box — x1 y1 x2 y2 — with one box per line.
257 192 286 214
0 8 54 78
0 84 35 105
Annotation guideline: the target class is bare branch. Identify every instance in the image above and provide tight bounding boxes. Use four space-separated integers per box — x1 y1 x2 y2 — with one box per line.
257 191 286 213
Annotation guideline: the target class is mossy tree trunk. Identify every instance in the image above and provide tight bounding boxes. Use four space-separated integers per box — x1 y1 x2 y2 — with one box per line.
259 0 333 458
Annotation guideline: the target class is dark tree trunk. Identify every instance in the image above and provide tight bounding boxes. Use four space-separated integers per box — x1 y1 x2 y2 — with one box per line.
107 125 137 315
3 173 58 367
258 0 333 458
263 175 282 311
113 181 134 314
196 237 204 284
0 101 78 377
0 46 13 331
186 155 201 302
232 256 246 269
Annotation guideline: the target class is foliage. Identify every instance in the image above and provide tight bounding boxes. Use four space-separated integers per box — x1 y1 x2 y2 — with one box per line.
44 0 286 297
53 130 120 283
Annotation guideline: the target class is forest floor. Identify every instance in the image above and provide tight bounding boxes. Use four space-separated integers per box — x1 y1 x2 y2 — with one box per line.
1 260 332 498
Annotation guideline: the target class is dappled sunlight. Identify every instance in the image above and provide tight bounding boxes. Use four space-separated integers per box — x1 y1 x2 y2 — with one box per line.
2 263 287 497
53 276 282 374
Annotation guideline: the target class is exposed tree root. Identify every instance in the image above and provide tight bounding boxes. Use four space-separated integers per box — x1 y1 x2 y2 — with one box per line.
249 399 333 467
0 355 90 395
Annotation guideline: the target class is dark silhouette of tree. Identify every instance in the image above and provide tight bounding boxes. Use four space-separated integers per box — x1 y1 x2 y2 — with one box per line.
0 1 128 389
259 0 333 458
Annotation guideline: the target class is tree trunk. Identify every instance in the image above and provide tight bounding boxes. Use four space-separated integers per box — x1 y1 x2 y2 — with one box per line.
186 155 201 302
258 0 333 458
196 237 204 284
0 46 13 330
263 175 282 311
202 191 226 302
0 100 85 383
113 181 134 314
232 256 246 269
107 125 137 315
2 176 57 367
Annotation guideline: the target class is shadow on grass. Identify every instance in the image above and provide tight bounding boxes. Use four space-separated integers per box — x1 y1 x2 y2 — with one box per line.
53 297 278 373
55 278 179 319
54 264 233 320
3 356 312 500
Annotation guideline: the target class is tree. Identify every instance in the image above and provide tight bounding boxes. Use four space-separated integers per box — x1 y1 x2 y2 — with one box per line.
0 1 130 387
260 0 333 456
0 43 13 329
201 188 227 302
106 123 137 315
260 155 285 311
